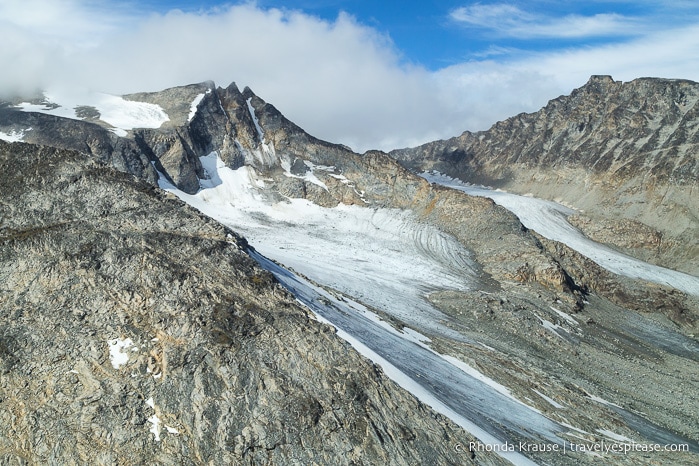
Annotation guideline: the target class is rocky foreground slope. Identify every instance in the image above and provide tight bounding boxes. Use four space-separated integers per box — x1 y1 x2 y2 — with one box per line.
391 75 699 276
0 141 504 465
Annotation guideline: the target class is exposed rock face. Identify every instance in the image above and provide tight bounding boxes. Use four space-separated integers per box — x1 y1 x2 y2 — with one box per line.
0 107 160 185
0 80 591 303
0 81 401 207
390 75 699 275
0 141 504 465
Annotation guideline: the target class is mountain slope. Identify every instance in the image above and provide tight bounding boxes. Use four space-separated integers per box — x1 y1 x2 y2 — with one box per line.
0 141 502 465
390 75 699 276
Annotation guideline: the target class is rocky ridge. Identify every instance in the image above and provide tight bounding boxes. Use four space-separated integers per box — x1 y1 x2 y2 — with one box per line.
390 75 699 276
0 81 594 297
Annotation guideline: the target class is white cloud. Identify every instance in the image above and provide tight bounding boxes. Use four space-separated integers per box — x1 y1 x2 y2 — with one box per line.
450 3 535 29
69 5 452 151
0 2 450 151
0 0 133 45
432 22 699 139
1 1 699 152
518 23 699 88
450 3 641 39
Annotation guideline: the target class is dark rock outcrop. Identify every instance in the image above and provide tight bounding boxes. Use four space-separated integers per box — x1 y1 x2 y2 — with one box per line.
0 107 159 185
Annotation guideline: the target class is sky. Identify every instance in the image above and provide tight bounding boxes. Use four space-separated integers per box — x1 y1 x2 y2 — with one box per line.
2 1 699 152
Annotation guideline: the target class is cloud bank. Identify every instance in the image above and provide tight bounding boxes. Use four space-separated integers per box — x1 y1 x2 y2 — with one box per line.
2 1 699 152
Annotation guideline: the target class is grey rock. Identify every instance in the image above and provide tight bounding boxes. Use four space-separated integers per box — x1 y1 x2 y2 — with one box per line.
0 107 159 186
289 157 309 176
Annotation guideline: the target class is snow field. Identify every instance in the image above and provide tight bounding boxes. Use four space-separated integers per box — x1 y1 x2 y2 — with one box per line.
161 152 479 338
15 91 169 136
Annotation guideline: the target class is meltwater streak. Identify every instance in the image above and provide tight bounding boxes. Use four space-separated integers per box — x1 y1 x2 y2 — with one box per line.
422 172 699 297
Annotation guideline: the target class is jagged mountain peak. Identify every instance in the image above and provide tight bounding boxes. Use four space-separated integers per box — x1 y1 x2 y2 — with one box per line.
224 80 242 94
0 78 389 211
472 75 699 139
241 84 255 97
587 74 615 83
402 74 699 182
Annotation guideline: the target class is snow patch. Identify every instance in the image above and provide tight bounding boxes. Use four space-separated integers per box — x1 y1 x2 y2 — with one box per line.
441 354 536 411
560 421 592 435
108 337 133 369
0 128 30 142
587 393 623 409
148 414 161 441
329 173 350 183
539 317 569 338
246 97 264 141
550 306 578 326
328 171 368 202
165 425 179 434
479 342 497 352
533 389 564 409
596 429 634 442
93 94 169 133
279 156 329 190
15 92 169 135
400 327 432 344
16 101 77 119
188 89 211 122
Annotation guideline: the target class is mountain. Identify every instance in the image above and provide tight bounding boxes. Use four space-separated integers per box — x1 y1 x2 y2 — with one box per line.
0 141 503 465
1 79 699 465
390 75 699 276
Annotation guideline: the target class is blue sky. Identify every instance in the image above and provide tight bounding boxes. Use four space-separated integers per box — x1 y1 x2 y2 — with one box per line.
2 1 699 151
176 0 470 68
137 0 699 69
